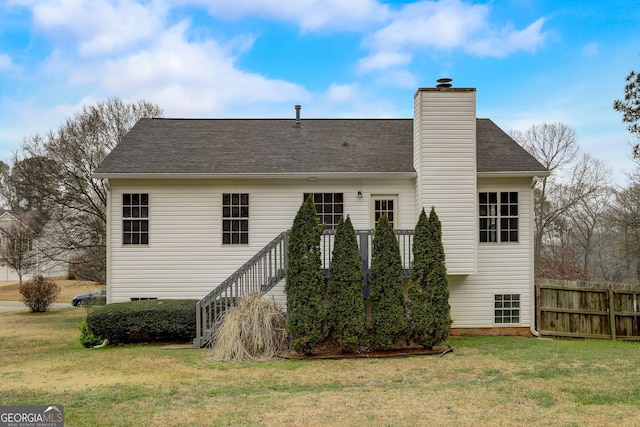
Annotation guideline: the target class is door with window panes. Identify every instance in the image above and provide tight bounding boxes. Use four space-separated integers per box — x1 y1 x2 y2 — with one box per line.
372 196 397 228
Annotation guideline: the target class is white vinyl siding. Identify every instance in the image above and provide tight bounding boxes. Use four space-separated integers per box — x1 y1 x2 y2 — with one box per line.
106 177 415 302
447 177 534 328
413 89 477 274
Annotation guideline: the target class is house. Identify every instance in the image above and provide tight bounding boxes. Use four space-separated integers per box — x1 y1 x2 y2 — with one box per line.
0 210 69 281
93 81 549 345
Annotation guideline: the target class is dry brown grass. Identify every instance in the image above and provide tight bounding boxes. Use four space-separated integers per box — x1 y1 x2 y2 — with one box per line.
210 293 287 362
0 279 101 302
2 308 640 426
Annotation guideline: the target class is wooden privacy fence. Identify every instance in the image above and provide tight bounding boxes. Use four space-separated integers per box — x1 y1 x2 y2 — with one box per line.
536 279 640 340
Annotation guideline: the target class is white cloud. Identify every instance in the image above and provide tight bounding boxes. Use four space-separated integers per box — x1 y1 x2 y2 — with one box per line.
25 0 166 56
181 0 389 31
8 1 309 118
361 0 547 71
466 18 546 57
325 83 358 103
94 22 308 116
366 0 488 51
0 53 15 70
357 51 412 72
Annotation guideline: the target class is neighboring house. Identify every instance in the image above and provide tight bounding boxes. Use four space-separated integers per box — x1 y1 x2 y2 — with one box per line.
0 210 69 281
93 82 549 341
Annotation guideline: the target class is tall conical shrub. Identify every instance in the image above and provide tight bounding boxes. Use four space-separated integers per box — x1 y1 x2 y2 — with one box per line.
425 207 452 346
285 196 325 354
326 216 366 353
369 215 408 350
407 208 432 346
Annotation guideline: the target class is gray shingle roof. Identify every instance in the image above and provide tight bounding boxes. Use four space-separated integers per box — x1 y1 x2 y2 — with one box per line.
94 117 547 176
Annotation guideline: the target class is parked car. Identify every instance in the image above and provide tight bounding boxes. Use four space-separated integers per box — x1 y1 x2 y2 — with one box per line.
72 288 106 307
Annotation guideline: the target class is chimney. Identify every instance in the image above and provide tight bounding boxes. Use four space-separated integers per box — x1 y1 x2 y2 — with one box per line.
413 81 477 274
295 105 301 127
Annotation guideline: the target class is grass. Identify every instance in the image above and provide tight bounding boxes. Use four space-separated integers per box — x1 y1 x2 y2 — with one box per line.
0 279 102 302
1 309 640 426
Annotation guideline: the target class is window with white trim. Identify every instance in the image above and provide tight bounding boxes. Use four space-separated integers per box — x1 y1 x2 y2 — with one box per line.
495 294 520 323
304 193 343 229
373 197 396 228
479 192 518 242
222 193 249 244
123 193 149 245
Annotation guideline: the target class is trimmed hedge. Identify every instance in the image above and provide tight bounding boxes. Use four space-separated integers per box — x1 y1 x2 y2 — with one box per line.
86 299 198 344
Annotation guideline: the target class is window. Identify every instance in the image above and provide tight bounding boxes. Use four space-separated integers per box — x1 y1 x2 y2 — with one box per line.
9 236 32 252
373 197 396 228
123 193 149 245
223 193 249 244
495 294 520 323
304 193 343 229
479 192 518 242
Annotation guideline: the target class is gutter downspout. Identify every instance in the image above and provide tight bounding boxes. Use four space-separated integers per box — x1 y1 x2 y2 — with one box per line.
530 176 540 337
103 178 112 305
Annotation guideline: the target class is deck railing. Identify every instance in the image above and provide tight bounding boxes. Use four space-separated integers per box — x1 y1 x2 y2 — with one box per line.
194 229 413 347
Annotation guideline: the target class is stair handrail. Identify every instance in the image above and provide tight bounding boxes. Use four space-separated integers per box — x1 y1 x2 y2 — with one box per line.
195 230 289 347
194 228 414 347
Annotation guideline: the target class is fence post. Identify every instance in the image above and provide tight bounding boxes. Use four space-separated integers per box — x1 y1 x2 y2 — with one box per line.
608 288 617 340
535 281 541 336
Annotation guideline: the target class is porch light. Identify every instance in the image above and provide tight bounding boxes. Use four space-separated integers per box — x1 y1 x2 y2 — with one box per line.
357 191 362 198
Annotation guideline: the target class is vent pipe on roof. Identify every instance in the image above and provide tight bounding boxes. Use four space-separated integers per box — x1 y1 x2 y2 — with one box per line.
295 105 301 127
436 78 452 88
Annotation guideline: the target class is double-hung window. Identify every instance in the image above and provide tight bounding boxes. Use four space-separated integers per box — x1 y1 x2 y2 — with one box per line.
479 192 518 243
304 193 343 229
222 193 249 244
123 193 149 245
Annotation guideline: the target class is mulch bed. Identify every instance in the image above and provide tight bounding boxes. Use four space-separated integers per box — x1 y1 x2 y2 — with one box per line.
279 343 453 360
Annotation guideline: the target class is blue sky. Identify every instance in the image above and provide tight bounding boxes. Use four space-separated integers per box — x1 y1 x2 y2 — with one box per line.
1 0 639 184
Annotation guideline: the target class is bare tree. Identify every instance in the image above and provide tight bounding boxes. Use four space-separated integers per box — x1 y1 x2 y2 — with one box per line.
565 185 613 271
511 123 577 260
0 160 12 209
511 124 611 266
609 179 640 281
16 98 163 282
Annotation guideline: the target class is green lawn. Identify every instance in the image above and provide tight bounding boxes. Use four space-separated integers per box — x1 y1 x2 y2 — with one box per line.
1 308 639 426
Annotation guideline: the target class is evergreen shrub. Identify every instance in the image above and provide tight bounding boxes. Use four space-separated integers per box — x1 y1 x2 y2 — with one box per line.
86 299 198 344
285 196 326 354
369 215 408 349
326 216 366 352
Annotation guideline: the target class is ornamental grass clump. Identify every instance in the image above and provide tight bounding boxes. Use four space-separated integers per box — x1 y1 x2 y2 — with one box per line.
210 293 287 362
